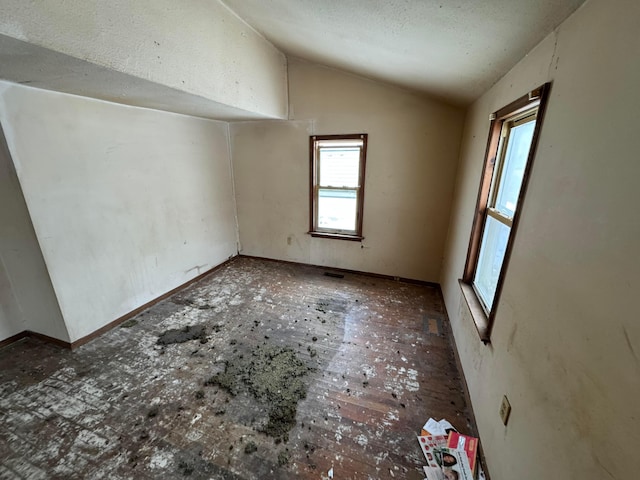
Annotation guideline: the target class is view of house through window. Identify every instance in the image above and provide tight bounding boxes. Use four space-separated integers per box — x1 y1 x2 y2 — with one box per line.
310 134 367 239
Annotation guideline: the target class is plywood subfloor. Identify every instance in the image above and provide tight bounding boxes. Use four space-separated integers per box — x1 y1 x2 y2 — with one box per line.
0 257 474 479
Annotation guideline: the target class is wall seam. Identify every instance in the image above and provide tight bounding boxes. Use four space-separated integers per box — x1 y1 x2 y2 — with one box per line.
225 122 242 254
0 103 71 342
285 56 291 120
0 253 27 334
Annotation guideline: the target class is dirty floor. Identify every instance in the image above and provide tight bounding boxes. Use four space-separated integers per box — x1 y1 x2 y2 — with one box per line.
0 257 474 479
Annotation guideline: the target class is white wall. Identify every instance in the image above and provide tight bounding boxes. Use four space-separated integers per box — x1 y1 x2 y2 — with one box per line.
232 59 464 282
0 123 68 342
0 0 288 120
0 260 23 341
440 1 640 478
0 82 238 343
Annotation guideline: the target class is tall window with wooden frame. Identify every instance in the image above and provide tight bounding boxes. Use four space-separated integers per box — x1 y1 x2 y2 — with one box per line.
309 134 367 240
461 83 551 342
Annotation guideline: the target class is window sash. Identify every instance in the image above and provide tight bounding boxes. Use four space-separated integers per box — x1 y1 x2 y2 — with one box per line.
316 145 362 189
461 83 551 342
471 110 536 314
473 215 512 314
488 111 537 219
314 186 360 234
310 134 367 238
486 207 513 228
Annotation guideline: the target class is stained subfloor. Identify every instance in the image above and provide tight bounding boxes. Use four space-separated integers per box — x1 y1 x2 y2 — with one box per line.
0 257 474 479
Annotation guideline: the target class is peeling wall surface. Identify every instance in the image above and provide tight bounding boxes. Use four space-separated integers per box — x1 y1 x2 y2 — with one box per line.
0 0 288 120
232 59 464 282
0 122 68 342
440 1 640 478
0 82 238 343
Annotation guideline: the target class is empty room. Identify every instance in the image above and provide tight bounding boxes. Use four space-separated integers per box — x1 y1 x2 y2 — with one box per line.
0 1 638 479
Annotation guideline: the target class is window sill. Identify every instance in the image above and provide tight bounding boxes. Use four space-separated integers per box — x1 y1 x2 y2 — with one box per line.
309 232 364 242
458 279 491 344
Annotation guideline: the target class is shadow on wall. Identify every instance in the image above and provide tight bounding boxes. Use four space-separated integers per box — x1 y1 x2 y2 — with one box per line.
0 121 69 343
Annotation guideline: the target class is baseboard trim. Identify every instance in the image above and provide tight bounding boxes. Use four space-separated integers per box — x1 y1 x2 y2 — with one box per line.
441 290 491 480
238 254 440 288
70 255 238 349
29 331 73 349
0 331 29 349
2 252 488 477
0 330 72 350
0 255 239 352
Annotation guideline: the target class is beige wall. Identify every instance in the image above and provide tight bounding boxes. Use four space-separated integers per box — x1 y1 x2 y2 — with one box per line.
0 123 68 342
440 1 640 478
232 59 464 282
0 82 238 342
0 124 26 341
0 0 288 120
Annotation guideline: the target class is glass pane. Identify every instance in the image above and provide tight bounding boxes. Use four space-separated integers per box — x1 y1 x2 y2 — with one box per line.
318 189 357 232
494 119 536 217
319 147 360 188
474 215 511 310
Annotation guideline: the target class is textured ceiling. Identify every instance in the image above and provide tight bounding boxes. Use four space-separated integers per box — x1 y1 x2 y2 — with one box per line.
222 0 586 105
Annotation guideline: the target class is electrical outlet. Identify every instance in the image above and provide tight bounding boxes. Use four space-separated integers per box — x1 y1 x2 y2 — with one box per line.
499 395 511 426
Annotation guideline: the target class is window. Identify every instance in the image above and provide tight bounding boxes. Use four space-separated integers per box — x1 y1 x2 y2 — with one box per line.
309 134 367 240
461 83 551 342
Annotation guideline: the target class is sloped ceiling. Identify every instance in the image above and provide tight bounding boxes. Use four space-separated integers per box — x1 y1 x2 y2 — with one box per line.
223 0 586 105
0 0 587 118
0 0 289 120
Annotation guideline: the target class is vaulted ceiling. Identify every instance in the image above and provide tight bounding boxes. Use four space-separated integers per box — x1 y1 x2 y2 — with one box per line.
0 1 587 120
222 0 586 105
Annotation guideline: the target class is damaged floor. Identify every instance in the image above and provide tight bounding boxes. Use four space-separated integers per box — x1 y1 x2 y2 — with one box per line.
0 257 475 479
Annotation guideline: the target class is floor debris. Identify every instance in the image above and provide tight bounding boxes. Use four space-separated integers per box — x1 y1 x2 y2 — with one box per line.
0 257 474 479
204 345 313 441
418 417 483 480
157 324 207 345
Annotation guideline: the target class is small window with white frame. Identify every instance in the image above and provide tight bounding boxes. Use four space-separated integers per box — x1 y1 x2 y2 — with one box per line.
309 134 367 240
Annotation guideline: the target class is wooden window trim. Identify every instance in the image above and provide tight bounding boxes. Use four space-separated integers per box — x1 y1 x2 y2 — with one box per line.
308 134 367 241
461 83 551 343
309 232 364 241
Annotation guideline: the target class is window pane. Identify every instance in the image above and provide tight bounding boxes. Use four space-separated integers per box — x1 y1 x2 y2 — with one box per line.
319 147 360 188
318 189 357 232
474 215 511 310
494 119 536 217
